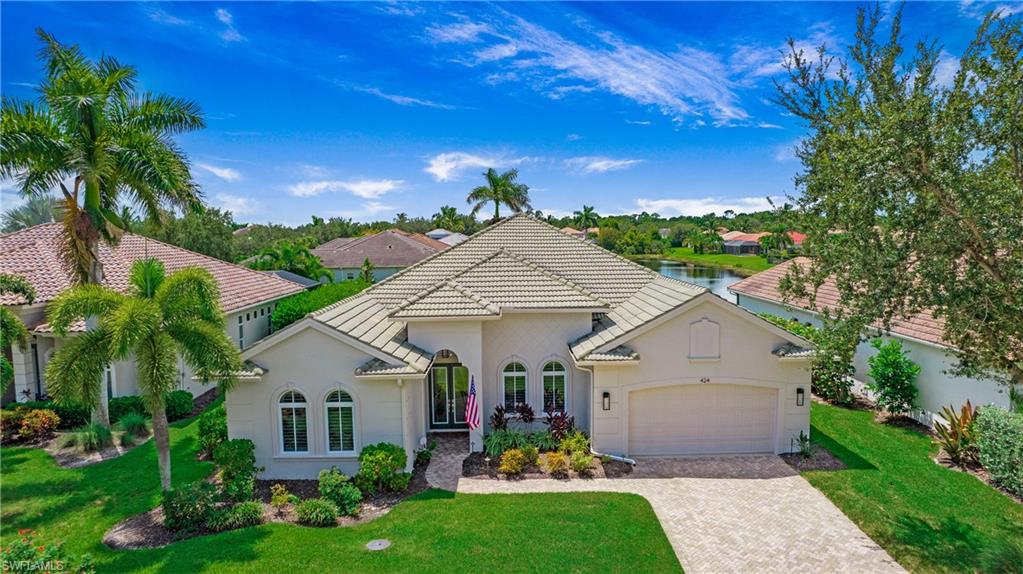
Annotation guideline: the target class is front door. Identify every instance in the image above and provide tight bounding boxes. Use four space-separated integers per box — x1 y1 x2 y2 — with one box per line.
429 364 470 430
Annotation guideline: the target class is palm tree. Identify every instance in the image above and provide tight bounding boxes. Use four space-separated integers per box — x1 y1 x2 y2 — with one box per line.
466 168 531 223
759 225 794 259
1 274 36 393
1 31 205 426
1 194 63 232
360 257 375 283
248 240 332 282
45 259 240 490
573 205 600 229
432 205 463 232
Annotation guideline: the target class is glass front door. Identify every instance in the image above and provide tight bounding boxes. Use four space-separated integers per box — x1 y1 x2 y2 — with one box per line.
430 364 470 429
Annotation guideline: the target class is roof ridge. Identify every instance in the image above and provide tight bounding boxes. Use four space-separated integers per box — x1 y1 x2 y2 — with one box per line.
492 248 606 303
445 279 500 314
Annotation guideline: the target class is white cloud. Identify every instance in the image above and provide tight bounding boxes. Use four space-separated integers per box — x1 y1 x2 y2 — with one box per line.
960 0 1023 18
565 156 643 175
146 8 189 26
427 21 491 43
354 86 455 109
215 193 259 216
334 201 395 221
625 120 652 126
196 163 242 182
933 50 960 88
565 133 582 142
299 164 329 178
215 8 244 42
633 196 778 217
756 122 782 129
730 22 839 81
424 152 528 182
287 179 403 199
378 2 424 17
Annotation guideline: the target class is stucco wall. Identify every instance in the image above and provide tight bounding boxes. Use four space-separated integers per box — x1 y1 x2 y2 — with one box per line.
229 326 414 479
330 267 402 283
736 294 1011 424
589 297 811 456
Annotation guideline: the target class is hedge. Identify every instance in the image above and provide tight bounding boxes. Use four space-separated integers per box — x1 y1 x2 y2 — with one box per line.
975 406 1023 497
271 279 370 331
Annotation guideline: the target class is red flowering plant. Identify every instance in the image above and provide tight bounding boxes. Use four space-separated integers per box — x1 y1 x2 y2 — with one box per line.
0 529 94 573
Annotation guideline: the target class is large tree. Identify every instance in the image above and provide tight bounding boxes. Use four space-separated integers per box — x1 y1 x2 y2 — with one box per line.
45 259 240 490
141 207 236 262
431 205 463 232
466 168 531 223
1 194 62 232
1 30 205 425
1 275 37 394
776 8 1023 392
248 239 332 282
573 205 600 229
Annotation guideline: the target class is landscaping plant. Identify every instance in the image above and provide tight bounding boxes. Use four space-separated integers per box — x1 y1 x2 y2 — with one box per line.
270 483 293 517
528 430 559 452
355 442 410 495
489 404 509 431
115 412 150 439
318 467 362 516
483 428 528 457
975 406 1023 497
270 280 370 330
296 498 339 527
514 403 535 424
162 481 219 533
207 501 264 532
0 529 95 574
866 339 920 416
17 408 60 441
559 430 589 456
161 390 194 422
59 422 113 452
791 430 812 458
934 401 978 467
521 444 539 466
0 274 36 395
197 402 228 456
108 396 146 424
545 411 575 441
570 451 594 475
214 439 262 502
0 409 21 443
3 400 89 429
498 448 528 476
544 451 569 477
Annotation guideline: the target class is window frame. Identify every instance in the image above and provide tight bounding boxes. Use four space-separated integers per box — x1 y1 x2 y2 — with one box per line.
541 360 568 414
502 361 528 409
278 390 309 454
324 388 357 456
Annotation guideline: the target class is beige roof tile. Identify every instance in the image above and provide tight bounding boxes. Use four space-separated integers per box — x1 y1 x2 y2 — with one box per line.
312 229 447 268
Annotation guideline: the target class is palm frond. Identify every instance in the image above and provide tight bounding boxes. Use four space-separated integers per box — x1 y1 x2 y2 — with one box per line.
115 92 204 134
105 297 162 360
0 274 36 303
135 332 179 412
46 283 124 335
165 319 241 392
155 266 223 326
129 258 165 298
0 307 30 351
44 327 110 409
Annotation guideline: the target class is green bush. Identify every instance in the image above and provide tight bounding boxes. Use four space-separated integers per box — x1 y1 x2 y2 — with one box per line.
162 481 219 533
296 498 338 527
197 403 227 456
116 412 150 438
318 467 362 516
559 430 590 455
483 428 528 457
18 408 60 440
271 280 370 331
59 423 113 452
544 451 569 477
162 390 194 421
979 538 1023 574
0 410 21 443
0 529 95 574
4 400 88 429
109 395 146 423
208 501 264 532
758 313 819 342
355 442 409 495
975 406 1023 497
214 439 261 502
570 451 594 474
521 444 539 465
934 402 979 467
270 483 292 515
528 430 559 452
866 339 920 415
498 448 528 475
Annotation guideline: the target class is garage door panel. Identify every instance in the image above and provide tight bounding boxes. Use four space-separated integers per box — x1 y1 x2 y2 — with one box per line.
628 384 777 455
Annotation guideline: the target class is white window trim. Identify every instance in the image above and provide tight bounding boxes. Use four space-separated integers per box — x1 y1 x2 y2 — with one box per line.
501 360 529 409
324 388 358 456
277 390 309 455
540 360 569 415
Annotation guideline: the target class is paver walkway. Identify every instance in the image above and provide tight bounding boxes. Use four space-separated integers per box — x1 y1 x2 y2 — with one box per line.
449 455 905 574
424 432 469 492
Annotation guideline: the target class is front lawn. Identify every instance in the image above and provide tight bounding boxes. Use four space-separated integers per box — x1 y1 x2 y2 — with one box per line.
806 402 1023 573
662 247 775 275
0 413 678 573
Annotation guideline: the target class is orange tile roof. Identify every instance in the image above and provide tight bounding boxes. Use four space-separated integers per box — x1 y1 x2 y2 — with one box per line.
312 229 446 268
729 257 947 347
1 223 304 319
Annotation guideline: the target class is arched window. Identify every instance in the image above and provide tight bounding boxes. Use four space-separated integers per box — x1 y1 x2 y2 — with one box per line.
502 362 527 409
325 389 356 454
542 361 567 413
279 390 308 453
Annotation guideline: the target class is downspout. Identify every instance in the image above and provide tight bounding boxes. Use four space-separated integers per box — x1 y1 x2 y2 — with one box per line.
576 363 636 466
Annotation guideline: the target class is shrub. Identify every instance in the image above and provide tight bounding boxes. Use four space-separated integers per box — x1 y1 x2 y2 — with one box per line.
570 451 594 474
19 408 60 440
197 403 227 456
271 280 370 330
521 444 539 465
318 467 363 516
59 423 113 452
116 412 150 438
355 442 409 495
208 501 264 532
866 339 920 415
0 409 21 443
528 430 559 452
514 403 535 424
490 404 509 431
296 498 338 527
162 481 219 533
415 447 433 466
214 439 261 502
545 411 575 441
810 326 857 404
163 390 194 421
934 401 978 467
975 406 1023 497
270 483 291 515
5 400 89 429
559 430 589 455
758 314 819 342
544 451 569 477
791 430 812 458
108 395 146 423
0 529 95 574
498 448 528 475
979 538 1023 574
483 428 528 457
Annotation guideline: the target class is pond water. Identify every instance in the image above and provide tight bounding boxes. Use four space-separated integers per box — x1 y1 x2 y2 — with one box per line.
638 260 746 303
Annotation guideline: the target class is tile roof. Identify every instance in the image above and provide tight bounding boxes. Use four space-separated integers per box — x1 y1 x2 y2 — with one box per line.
262 270 321 289
584 346 640 362
1 223 304 318
312 229 447 268
355 358 422 377
772 342 815 359
729 257 948 347
309 214 706 369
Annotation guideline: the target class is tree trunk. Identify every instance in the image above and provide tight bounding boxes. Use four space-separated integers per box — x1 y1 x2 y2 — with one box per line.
152 405 172 491
85 236 111 428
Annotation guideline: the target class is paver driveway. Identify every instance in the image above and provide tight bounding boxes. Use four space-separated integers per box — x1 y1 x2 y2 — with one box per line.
455 456 905 574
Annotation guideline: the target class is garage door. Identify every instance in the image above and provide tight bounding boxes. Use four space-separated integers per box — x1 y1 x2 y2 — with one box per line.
628 384 778 456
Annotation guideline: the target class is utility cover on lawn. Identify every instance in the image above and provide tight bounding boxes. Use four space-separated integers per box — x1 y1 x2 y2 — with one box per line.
366 539 391 551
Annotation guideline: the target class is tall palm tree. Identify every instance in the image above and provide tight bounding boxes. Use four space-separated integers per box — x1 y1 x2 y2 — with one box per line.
432 205 463 231
573 205 600 229
1 194 62 232
45 259 240 490
1 31 206 426
466 168 531 223
1 274 36 393
759 225 794 259
248 240 332 282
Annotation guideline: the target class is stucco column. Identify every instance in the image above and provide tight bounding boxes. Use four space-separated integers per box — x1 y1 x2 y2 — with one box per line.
10 343 35 402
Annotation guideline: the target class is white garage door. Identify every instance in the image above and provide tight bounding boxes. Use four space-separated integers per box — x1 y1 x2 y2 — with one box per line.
628 384 778 456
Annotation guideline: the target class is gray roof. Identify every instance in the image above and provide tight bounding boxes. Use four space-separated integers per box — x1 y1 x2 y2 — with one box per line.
438 232 469 246
772 342 815 358
584 346 640 362
312 229 447 268
309 214 706 371
262 270 321 289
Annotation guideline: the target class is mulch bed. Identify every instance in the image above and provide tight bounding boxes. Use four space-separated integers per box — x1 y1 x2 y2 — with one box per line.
187 388 220 419
933 449 1023 505
45 431 151 469
781 445 847 472
462 451 613 480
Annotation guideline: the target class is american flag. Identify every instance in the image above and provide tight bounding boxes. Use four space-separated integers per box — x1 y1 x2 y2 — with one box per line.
466 375 480 430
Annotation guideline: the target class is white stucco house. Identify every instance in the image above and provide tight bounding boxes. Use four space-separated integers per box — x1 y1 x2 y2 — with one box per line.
0 223 304 404
232 215 814 479
729 258 1012 425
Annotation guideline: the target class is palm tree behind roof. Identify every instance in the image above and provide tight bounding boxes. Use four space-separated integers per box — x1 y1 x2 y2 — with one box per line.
466 168 531 223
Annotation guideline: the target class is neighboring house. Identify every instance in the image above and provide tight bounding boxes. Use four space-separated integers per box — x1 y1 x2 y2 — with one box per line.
720 232 806 256
0 223 304 403
425 228 469 246
232 215 813 479
723 239 762 255
560 226 598 240
729 257 1012 425
261 270 321 291
312 229 448 282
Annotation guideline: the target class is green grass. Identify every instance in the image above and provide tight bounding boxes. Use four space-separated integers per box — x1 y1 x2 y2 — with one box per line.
659 247 775 275
1 409 678 573
806 402 1023 573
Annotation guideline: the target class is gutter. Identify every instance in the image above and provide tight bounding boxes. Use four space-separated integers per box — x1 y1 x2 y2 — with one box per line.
591 448 636 466
575 361 636 467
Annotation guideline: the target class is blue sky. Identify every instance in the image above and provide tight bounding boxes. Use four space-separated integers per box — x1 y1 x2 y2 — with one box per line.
0 1 1010 225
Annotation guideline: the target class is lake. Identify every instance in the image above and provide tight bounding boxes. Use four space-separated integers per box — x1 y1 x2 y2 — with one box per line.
638 260 745 303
